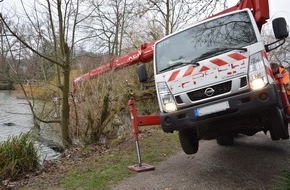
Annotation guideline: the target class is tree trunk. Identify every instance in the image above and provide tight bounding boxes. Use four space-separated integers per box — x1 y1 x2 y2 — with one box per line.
60 48 72 148
165 0 170 35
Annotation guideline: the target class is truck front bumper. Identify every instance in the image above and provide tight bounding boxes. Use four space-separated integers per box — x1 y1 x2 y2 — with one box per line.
160 84 282 132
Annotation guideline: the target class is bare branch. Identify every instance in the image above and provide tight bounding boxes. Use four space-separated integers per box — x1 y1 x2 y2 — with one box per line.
0 14 62 67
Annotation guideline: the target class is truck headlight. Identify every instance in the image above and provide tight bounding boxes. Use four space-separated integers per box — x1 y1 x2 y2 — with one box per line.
157 82 177 112
248 52 268 90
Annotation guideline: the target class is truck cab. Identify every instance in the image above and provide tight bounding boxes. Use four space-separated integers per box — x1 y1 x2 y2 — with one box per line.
151 9 289 154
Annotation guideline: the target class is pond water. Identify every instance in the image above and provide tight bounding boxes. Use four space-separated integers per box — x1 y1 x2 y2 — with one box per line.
0 91 60 161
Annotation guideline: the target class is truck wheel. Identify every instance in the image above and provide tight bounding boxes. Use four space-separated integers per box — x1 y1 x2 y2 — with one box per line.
269 107 289 140
178 129 199 155
216 134 234 146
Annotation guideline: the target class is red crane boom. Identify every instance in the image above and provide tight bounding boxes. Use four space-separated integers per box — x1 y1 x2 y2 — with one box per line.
73 0 269 89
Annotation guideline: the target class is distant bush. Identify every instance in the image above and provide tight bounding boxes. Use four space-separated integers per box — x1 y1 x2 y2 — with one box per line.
0 133 39 180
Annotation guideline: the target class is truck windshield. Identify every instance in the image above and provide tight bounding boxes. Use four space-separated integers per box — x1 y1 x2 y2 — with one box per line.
155 11 257 74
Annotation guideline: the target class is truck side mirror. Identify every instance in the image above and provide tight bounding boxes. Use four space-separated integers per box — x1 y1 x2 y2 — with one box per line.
137 64 148 83
265 17 289 52
272 17 289 39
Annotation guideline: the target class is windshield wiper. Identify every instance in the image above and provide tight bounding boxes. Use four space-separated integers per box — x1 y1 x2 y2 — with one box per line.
159 60 200 73
197 47 248 61
220 47 248 52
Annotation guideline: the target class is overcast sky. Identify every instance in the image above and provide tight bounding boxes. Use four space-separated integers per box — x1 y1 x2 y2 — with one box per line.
1 0 290 32
2 0 290 21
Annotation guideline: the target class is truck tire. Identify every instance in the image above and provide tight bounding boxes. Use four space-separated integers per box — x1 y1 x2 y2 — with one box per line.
282 112 289 139
269 107 289 140
216 134 234 146
178 129 199 155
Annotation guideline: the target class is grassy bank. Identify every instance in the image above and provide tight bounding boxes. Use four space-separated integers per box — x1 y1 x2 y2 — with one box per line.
20 127 179 190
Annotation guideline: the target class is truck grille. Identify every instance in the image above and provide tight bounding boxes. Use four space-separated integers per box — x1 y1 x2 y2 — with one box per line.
187 81 232 101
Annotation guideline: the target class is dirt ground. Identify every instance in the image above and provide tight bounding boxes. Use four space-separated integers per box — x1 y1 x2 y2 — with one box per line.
112 132 290 190
2 130 290 190
1 144 110 190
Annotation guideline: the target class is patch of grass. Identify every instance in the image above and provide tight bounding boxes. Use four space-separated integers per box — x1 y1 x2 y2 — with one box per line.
272 169 290 190
0 133 38 181
60 128 179 190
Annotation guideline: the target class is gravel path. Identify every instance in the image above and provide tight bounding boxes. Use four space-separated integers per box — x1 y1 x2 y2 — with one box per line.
112 131 290 190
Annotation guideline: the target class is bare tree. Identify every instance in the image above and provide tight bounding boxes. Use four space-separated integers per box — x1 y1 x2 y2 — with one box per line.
135 0 227 36
84 0 136 56
0 0 95 148
0 15 16 90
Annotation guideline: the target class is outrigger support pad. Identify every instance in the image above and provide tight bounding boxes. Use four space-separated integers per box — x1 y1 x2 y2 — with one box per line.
127 99 160 172
128 163 155 172
128 140 155 172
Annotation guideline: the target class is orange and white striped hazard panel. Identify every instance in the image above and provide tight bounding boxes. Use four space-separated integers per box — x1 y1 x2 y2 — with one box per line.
164 52 247 82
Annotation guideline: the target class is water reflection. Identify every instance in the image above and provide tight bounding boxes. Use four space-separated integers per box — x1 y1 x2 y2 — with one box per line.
0 91 60 160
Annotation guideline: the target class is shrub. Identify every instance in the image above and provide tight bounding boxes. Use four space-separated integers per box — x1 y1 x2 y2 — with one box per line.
0 133 39 180
71 63 159 144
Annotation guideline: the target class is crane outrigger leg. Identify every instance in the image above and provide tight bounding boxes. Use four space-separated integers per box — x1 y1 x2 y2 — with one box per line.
127 99 160 172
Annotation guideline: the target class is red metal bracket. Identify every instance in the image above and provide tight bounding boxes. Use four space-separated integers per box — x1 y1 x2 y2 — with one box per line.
127 99 160 172
275 73 290 115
